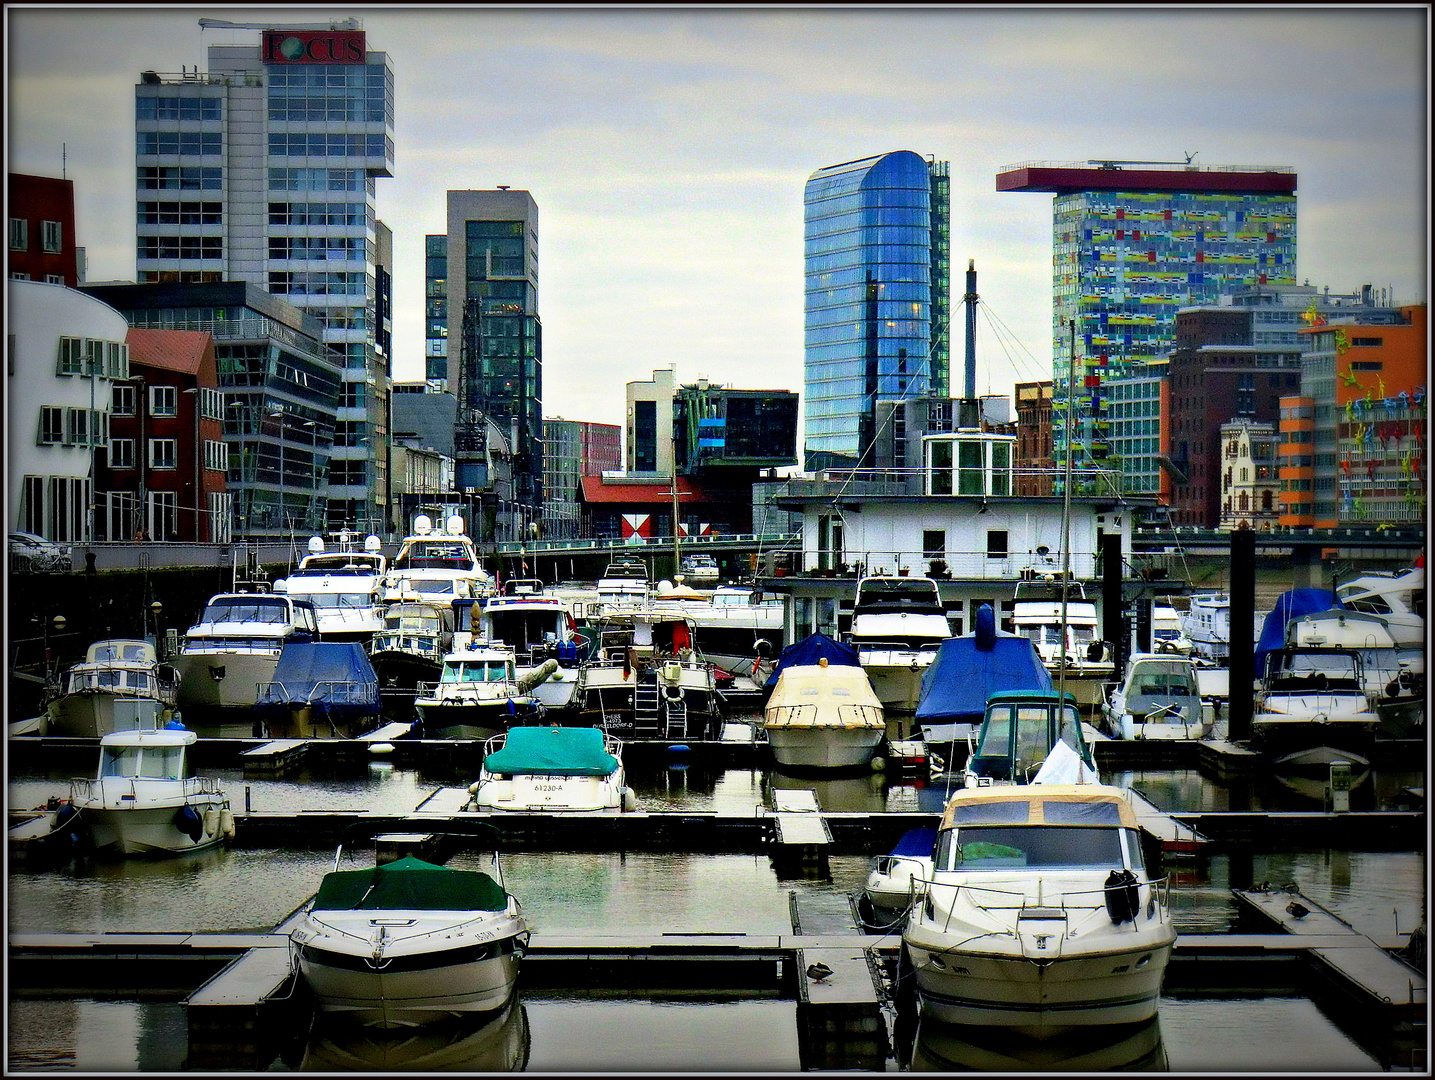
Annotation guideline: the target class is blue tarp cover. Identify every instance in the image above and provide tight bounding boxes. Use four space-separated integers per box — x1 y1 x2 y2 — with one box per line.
255 641 380 720
1254 587 1340 676
484 725 619 777
889 827 937 858
763 632 861 691
915 632 1052 727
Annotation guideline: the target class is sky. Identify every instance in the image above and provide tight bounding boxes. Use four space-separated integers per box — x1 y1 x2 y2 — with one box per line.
7 5 1428 431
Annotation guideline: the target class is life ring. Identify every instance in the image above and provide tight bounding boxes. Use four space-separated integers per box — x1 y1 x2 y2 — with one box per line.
664 684 684 703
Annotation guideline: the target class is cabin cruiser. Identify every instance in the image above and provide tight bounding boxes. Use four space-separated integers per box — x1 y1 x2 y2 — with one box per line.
1150 600 1191 655
590 557 651 615
667 584 783 701
574 609 720 739
274 534 387 644
1334 565 1424 649
291 819 529 1028
414 640 547 741
173 591 320 735
902 784 1175 1034
1102 653 1211 741
861 827 938 928
1009 578 1114 708
469 725 636 812
368 599 456 720
1178 592 1233 663
384 515 493 604
68 710 233 857
1288 609 1424 737
678 552 720 586
847 576 952 713
964 690 1099 788
761 657 886 770
1251 646 1382 756
44 638 176 738
477 580 586 710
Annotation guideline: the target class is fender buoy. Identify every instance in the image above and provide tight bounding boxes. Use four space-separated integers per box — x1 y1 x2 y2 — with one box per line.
621 787 637 812
220 807 235 839
203 806 219 836
664 684 683 703
173 804 203 843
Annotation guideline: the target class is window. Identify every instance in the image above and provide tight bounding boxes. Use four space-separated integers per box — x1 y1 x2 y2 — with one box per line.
149 438 177 469
138 236 223 260
137 131 222 156
1351 337 1384 347
150 386 177 417
45 274 65 285
109 438 136 469
200 387 224 420
203 439 229 472
138 201 223 225
987 530 1009 559
112 384 136 416
148 491 177 541
65 407 89 446
56 337 85 376
9 217 27 250
39 406 63 444
41 220 63 253
106 342 130 379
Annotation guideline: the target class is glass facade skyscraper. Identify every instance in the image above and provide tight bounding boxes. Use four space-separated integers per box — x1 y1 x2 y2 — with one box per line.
803 151 950 470
133 21 394 533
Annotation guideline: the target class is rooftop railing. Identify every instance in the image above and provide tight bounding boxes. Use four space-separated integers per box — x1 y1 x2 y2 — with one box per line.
999 160 1295 175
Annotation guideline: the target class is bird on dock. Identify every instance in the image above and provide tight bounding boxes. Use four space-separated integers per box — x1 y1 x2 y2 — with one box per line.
806 962 834 982
1286 900 1310 919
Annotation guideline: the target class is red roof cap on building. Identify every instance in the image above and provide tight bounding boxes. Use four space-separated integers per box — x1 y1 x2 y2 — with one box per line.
124 327 213 375
580 476 704 504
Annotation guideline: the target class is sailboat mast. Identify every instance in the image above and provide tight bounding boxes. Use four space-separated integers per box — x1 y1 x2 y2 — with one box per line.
1058 319 1078 701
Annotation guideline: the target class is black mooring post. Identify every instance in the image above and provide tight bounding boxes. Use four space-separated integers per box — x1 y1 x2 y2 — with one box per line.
1227 530 1257 743
1101 533 1126 678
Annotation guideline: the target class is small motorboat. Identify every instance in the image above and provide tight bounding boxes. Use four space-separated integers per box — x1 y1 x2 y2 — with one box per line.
44 638 177 738
1102 653 1210 741
291 819 530 1028
761 657 887 770
414 641 547 741
902 783 1175 1035
469 725 636 812
964 690 1099 788
1251 647 1382 757
678 552 720 587
67 707 233 857
861 826 938 928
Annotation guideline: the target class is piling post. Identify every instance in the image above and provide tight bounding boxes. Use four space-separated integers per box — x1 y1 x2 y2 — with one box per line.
1227 530 1256 742
1101 533 1126 678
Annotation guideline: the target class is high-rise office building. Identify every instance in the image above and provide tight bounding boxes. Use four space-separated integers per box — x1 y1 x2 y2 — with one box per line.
133 17 393 534
440 189 543 537
997 160 1297 492
423 234 449 385
803 151 950 470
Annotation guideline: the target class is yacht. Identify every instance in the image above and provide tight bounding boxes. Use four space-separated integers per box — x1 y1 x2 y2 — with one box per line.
672 584 784 699
367 598 456 720
1150 600 1191 655
591 557 651 615
68 710 233 857
678 552 720 586
902 784 1175 1034
1251 646 1382 756
761 657 886 770
1288 609 1423 737
469 725 636 812
477 580 586 710
44 638 176 738
291 819 529 1028
1102 653 1211 741
172 591 320 735
1334 565 1424 649
414 640 546 741
1178 592 1232 662
274 534 387 644
847 576 952 713
384 515 493 604
1009 578 1114 708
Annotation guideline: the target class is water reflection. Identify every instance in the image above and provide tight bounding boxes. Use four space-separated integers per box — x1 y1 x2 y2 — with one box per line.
909 1016 1168 1072
764 765 887 812
301 1001 530 1072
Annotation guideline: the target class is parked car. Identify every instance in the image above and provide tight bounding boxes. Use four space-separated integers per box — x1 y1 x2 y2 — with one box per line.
9 532 71 573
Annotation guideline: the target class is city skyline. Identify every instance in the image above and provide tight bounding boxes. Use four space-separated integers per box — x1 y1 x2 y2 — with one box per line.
8 6 1427 431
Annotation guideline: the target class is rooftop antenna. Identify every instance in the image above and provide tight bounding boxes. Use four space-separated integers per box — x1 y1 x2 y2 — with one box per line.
1183 151 1198 165
61 143 66 180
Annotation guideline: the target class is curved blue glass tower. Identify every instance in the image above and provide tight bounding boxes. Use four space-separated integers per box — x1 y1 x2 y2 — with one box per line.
804 150 948 470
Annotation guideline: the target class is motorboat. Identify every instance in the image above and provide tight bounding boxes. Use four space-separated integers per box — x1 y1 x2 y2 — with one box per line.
847 575 952 713
290 819 529 1028
666 583 783 703
383 515 493 605
1287 609 1424 737
1102 653 1211 741
368 598 456 720
1334 565 1424 649
678 552 720 587
1251 646 1382 757
964 690 1099 788
1178 592 1233 663
591 557 651 615
573 609 720 739
414 640 547 741
761 657 886 770
44 638 176 738
8 794 90 865
477 580 587 710
172 591 320 735
274 534 387 644
861 827 937 928
469 725 636 812
1009 579 1114 708
301 1001 530 1072
901 784 1175 1035
67 709 233 857
1150 600 1191 655
254 641 382 739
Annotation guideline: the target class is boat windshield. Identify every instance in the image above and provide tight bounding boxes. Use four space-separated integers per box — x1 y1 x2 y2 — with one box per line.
91 643 150 663
441 660 512 683
394 540 474 571
935 824 1130 872
200 597 292 624
100 745 184 780
283 592 376 610
1129 662 1196 697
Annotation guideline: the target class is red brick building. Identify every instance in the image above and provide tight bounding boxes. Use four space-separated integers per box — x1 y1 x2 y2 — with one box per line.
8 173 80 287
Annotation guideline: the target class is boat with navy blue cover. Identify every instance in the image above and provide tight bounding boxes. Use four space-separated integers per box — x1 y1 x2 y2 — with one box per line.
254 641 381 738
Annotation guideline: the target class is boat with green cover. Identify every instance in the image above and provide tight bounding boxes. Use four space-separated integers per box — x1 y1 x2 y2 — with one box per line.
470 725 635 812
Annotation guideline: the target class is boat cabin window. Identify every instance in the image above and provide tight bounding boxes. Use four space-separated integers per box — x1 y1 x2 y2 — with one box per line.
404 578 457 596
442 660 512 683
394 540 474 571
284 591 376 610
1131 662 1196 697
99 744 185 780
201 597 294 625
935 825 1128 872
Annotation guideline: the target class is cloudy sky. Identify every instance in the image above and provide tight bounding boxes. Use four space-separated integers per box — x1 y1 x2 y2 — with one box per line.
8 5 1427 429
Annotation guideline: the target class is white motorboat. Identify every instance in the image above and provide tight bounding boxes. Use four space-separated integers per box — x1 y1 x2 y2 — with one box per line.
1102 653 1211 741
172 591 321 735
274 534 387 644
383 515 493 605
469 725 635 812
861 826 938 928
291 820 529 1028
573 609 720 738
1009 579 1114 708
477 580 586 710
964 690 1099 788
1178 592 1233 663
44 638 176 738
847 576 952 713
591 557 651 615
902 784 1175 1035
1288 609 1424 737
1150 600 1192 656
659 583 783 703
678 552 721 587
414 641 546 741
1334 565 1424 649
761 658 886 770
67 710 233 857
1251 646 1382 757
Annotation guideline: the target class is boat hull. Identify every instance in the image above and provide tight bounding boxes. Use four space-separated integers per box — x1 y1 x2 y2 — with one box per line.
765 727 885 770
414 700 512 742
80 794 230 857
474 773 629 812
859 657 933 714
174 650 281 713
46 692 171 739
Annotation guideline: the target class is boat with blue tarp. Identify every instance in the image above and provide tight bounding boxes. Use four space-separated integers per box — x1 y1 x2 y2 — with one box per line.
254 641 381 738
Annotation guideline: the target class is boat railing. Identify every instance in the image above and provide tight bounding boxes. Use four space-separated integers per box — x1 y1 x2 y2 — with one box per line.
369 632 446 662
852 640 946 656
255 679 380 706
70 774 225 802
911 873 1173 935
181 639 285 656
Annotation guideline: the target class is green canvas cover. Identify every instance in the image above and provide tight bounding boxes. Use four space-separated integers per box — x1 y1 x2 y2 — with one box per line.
483 726 619 777
312 856 509 912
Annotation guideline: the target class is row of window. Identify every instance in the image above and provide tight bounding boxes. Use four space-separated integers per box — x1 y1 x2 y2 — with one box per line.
137 201 223 225
139 166 221 190
104 437 228 472
268 236 367 261
138 235 222 260
136 95 222 120
109 384 224 421
268 133 387 157
138 131 222 156
267 271 367 295
268 201 366 226
268 168 367 192
38 407 108 448
56 338 129 379
10 271 67 284
267 100 386 123
10 218 64 252
268 68 387 89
